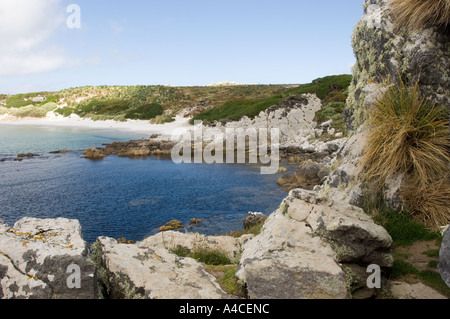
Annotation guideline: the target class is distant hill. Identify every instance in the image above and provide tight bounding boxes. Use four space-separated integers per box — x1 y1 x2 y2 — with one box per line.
0 75 352 125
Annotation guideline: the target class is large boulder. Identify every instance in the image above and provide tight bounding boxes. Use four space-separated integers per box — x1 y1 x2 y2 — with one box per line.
236 189 393 299
0 218 97 299
345 0 450 130
438 227 450 288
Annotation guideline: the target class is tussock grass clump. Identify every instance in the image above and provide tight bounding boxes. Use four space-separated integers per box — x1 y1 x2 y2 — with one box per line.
361 78 450 230
361 79 449 187
402 174 450 230
389 0 450 31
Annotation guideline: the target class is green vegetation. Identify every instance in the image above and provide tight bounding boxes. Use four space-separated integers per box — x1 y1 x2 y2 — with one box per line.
228 221 266 238
314 101 347 134
75 99 131 118
283 74 352 102
55 107 74 117
191 74 352 125
5 92 59 109
370 203 441 247
150 114 175 124
1 75 353 129
191 95 283 124
125 103 163 120
170 245 232 266
365 197 448 298
190 248 232 266
205 265 245 297
169 245 244 296
1 102 58 118
390 257 450 298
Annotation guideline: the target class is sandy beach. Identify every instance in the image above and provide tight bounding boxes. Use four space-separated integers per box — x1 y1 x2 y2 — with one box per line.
0 112 193 139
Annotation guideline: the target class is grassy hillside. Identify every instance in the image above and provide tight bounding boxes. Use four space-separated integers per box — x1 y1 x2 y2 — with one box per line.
0 75 352 126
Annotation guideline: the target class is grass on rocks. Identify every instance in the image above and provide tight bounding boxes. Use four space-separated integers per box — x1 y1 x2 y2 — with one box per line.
169 245 246 297
366 199 449 298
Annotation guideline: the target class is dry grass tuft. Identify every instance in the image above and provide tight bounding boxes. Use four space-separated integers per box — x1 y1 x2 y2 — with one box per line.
361 78 449 188
402 174 450 230
389 0 450 31
360 77 450 231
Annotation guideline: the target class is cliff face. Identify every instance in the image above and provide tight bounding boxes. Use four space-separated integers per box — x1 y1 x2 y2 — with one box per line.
345 0 450 130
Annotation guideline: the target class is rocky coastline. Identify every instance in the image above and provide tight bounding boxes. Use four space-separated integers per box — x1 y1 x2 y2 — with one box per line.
1 0 449 300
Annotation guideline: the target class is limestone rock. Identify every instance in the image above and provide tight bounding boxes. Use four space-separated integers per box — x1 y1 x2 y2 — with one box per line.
242 212 267 230
236 210 348 299
438 227 450 288
142 231 252 263
345 0 450 130
222 94 323 145
93 235 243 299
293 160 325 190
390 281 448 299
236 187 393 299
0 218 97 299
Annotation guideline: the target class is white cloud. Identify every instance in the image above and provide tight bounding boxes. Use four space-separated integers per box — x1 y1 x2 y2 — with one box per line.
0 0 66 76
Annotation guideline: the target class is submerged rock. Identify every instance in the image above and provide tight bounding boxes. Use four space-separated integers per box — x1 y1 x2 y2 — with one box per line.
83 139 176 160
17 153 40 158
158 219 184 232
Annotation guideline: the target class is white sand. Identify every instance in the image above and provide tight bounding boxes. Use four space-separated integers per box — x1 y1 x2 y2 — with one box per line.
0 112 193 139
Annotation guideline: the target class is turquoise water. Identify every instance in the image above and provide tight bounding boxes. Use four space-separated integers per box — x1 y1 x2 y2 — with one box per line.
0 124 148 156
0 125 287 243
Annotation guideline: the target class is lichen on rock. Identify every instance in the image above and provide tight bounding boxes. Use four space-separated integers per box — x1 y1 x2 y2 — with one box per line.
345 0 450 130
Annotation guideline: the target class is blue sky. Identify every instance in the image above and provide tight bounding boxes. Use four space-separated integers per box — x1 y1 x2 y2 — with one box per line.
0 0 364 94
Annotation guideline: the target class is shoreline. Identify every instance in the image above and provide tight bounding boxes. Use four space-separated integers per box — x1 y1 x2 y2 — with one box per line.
0 113 193 139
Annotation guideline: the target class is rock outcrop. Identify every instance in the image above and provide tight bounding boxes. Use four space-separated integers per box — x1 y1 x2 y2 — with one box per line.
0 218 97 299
439 227 450 288
216 94 323 145
92 232 252 299
345 0 450 130
83 139 175 160
236 189 393 299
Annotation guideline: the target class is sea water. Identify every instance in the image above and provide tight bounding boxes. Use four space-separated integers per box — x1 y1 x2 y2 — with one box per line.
0 124 288 243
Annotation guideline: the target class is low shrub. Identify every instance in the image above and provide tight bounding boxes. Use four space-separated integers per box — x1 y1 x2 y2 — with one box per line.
370 204 441 246
150 114 175 124
75 99 131 117
55 107 74 117
191 95 283 124
10 102 57 118
170 246 232 266
125 103 164 120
